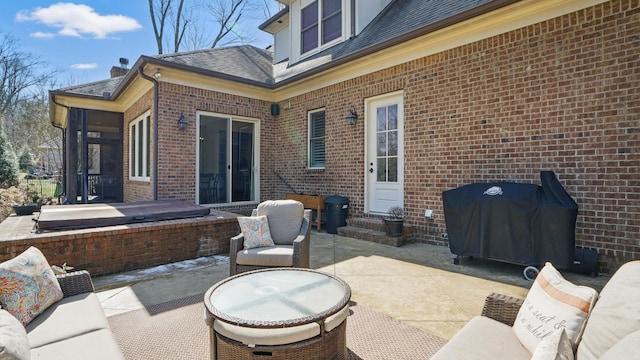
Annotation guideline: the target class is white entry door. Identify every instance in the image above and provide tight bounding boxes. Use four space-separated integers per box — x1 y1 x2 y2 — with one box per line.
365 92 404 214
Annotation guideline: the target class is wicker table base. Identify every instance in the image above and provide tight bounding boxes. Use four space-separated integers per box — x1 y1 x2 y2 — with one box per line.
210 320 347 360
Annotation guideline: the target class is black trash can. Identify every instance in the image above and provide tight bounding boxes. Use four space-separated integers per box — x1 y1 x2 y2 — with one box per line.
325 195 349 234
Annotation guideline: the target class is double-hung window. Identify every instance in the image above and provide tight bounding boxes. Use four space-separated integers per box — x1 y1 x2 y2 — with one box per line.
308 109 325 168
129 112 151 181
301 0 342 55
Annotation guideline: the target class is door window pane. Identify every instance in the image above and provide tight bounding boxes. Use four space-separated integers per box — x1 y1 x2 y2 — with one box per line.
199 116 228 204
232 121 254 202
375 105 399 183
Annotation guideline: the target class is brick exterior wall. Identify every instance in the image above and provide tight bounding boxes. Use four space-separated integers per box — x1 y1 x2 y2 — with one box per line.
0 212 238 276
268 0 638 272
124 90 154 202
123 0 637 272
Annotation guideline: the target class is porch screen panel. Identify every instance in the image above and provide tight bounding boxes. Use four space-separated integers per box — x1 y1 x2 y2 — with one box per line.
376 104 398 183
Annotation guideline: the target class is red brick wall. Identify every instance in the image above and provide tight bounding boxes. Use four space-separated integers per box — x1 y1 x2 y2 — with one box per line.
123 90 154 202
154 82 273 202
264 0 639 272
123 0 637 272
0 213 238 276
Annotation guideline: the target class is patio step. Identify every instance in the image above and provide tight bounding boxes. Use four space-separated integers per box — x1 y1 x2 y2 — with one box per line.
337 217 413 247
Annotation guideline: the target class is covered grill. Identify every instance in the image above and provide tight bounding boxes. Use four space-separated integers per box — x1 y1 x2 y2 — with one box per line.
442 171 578 277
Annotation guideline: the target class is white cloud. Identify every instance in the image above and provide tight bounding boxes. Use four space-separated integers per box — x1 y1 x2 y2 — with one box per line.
71 63 98 70
30 31 55 39
16 3 141 39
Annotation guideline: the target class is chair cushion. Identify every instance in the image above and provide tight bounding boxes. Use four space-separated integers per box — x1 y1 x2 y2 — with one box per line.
431 316 531 360
256 200 303 245
214 320 320 346
531 329 574 360
237 215 275 249
576 260 640 359
235 246 293 267
0 309 30 360
512 262 597 353
0 247 64 325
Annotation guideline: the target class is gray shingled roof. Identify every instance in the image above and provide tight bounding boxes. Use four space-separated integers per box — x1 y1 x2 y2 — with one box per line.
155 45 274 85
55 76 124 97
54 0 504 97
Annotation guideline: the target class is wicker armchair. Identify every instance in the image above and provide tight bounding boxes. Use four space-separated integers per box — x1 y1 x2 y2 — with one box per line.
229 200 312 276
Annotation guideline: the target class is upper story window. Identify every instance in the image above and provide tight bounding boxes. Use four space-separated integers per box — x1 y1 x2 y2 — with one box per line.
129 112 151 181
301 0 342 55
308 109 326 168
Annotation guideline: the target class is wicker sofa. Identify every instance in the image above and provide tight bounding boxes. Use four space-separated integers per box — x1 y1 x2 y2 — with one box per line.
432 260 640 359
24 270 124 359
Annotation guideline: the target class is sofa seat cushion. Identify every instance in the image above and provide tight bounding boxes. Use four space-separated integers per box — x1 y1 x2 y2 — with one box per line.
30 328 124 360
0 309 30 360
599 330 640 360
235 245 293 267
26 292 110 348
431 316 531 360
576 260 640 359
213 319 320 346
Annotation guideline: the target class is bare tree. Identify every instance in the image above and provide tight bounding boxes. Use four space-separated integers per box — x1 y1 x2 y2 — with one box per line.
4 85 60 173
150 0 282 53
149 0 189 54
208 0 250 48
0 32 53 132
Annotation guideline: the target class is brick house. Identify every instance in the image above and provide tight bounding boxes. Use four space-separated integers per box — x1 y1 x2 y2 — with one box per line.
49 0 638 272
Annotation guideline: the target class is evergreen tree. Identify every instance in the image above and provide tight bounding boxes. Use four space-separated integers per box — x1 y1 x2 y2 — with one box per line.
18 149 34 171
0 130 19 188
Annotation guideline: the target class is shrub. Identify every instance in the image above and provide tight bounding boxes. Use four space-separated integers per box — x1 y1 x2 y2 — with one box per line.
0 131 18 188
0 186 26 222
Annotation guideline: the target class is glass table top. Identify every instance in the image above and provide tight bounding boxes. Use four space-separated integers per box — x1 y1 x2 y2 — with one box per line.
206 268 351 326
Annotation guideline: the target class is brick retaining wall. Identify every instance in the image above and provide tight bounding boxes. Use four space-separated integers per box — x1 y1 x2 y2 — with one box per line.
0 210 239 276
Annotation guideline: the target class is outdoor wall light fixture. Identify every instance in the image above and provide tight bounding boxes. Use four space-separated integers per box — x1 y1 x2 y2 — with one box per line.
153 68 162 80
177 112 188 130
346 107 358 125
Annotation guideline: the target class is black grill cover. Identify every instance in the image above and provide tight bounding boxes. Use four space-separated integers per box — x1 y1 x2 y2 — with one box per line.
442 171 577 269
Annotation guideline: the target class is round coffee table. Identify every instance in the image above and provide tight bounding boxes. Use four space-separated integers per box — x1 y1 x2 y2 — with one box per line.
204 268 351 360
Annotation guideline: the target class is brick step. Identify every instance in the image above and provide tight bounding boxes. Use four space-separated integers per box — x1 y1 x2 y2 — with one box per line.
336 217 413 247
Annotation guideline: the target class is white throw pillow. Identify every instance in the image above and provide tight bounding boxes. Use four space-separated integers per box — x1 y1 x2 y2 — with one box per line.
0 309 30 360
512 262 598 353
237 216 275 249
531 329 574 360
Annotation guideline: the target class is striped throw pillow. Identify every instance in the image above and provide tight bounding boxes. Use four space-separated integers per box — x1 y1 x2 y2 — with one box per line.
512 262 598 353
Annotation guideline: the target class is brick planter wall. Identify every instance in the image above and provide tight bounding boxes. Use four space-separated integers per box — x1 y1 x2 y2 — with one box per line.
0 211 239 276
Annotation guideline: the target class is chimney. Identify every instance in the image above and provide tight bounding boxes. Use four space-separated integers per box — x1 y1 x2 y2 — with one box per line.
110 66 127 78
110 57 129 78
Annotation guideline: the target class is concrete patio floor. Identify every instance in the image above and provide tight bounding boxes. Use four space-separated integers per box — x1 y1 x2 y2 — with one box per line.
94 231 609 341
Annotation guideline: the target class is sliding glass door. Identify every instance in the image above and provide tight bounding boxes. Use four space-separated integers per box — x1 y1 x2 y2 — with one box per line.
198 114 257 204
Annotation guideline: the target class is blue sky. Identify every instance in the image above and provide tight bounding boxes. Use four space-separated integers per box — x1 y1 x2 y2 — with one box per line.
0 1 278 87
